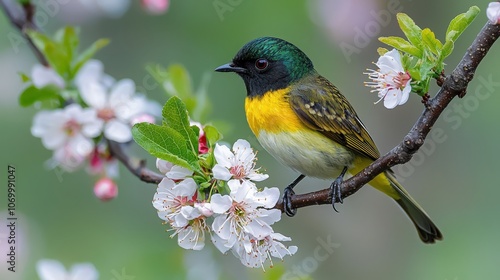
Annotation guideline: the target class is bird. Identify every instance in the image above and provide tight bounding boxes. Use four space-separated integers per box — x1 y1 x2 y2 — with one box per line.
215 37 442 243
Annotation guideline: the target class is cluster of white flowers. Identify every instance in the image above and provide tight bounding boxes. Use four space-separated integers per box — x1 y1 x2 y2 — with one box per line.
29 60 161 200
153 139 297 269
365 49 412 109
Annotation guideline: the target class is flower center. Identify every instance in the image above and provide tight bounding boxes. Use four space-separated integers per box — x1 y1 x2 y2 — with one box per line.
230 165 246 179
63 119 81 136
393 71 411 89
97 108 115 121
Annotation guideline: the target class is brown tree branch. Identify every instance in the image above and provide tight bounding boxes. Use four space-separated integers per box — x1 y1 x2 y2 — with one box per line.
107 140 164 184
274 22 500 212
1 0 48 66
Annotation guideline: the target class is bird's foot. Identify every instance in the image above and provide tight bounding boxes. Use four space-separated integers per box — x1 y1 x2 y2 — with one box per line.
282 174 305 217
329 167 348 213
283 185 297 217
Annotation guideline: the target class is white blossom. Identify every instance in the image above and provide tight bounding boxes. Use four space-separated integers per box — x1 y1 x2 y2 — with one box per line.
231 233 298 269
79 77 160 142
211 180 281 252
31 104 102 170
212 139 268 183
365 49 412 109
153 178 210 250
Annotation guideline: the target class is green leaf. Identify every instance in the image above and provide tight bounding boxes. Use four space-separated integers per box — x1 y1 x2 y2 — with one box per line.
72 38 109 77
440 40 454 60
377 47 389 56
19 85 62 107
379 36 422 57
18 72 30 83
421 28 443 55
164 64 194 99
446 6 480 43
396 13 423 49
44 42 70 78
162 96 199 155
56 27 80 63
27 30 70 77
203 125 222 147
132 123 199 170
26 30 53 51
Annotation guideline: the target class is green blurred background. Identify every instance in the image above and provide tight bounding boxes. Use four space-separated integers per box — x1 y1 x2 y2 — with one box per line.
1 0 499 279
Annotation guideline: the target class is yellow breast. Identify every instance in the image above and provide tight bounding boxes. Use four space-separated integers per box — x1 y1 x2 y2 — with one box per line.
244 88 306 136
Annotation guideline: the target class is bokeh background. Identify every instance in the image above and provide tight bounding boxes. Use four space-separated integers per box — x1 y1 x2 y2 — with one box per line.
1 0 499 279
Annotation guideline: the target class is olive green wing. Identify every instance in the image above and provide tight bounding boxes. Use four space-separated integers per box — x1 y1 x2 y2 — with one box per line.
289 75 380 160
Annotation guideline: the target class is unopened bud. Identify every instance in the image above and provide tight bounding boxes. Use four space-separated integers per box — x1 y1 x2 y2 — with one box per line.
487 2 500 24
141 0 169 15
94 178 118 201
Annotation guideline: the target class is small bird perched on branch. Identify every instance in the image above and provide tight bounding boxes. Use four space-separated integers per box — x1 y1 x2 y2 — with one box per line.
215 37 442 243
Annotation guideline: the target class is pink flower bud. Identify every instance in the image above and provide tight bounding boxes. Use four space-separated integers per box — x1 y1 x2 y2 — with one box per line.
94 178 118 201
190 121 209 154
141 0 169 15
198 133 209 154
89 147 103 174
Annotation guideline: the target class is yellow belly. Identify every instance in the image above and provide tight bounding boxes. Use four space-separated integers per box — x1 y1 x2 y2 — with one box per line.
245 89 354 178
245 88 305 137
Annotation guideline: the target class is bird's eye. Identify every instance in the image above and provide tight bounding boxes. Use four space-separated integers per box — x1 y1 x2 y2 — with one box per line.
255 58 269 71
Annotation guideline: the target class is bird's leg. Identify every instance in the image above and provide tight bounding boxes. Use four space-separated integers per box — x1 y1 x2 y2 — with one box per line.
330 166 348 213
283 174 306 217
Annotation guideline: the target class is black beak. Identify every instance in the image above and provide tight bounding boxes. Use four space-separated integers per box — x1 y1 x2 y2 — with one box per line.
215 63 247 73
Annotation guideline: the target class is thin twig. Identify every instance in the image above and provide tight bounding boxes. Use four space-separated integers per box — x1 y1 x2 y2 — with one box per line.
107 140 164 184
0 0 48 66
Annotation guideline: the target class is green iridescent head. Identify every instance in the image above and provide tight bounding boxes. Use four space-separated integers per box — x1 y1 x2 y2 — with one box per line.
215 37 316 97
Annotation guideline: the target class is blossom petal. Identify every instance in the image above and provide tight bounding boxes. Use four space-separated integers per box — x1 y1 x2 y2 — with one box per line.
108 79 135 110
68 134 94 158
75 59 105 87
211 233 231 253
212 164 232 181
180 205 201 220
214 143 233 168
157 177 176 192
383 89 401 109
172 213 188 227
228 180 254 203
212 215 233 241
156 158 173 174
253 187 280 208
79 81 108 109
178 226 205 250
210 194 232 214
31 65 65 89
166 165 192 180
36 259 67 280
68 263 99 280
104 120 132 142
173 178 197 197
246 172 269 182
